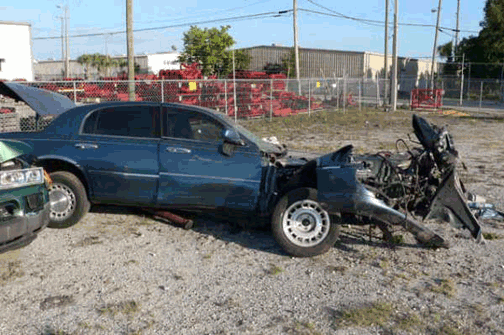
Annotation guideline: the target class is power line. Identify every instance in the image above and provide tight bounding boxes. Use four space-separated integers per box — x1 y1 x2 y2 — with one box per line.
33 10 292 40
299 7 480 34
134 0 272 26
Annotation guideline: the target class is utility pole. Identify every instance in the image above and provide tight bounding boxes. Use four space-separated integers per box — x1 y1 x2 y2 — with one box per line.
65 5 70 78
391 0 399 111
59 15 64 77
459 53 465 106
293 0 301 94
430 0 442 89
126 0 135 101
384 0 389 106
57 4 69 78
454 0 460 55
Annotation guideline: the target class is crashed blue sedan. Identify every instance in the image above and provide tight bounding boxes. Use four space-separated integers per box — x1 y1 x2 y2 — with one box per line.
0 82 481 257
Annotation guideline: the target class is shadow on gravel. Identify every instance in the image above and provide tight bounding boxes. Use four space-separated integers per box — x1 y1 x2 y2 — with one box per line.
89 204 431 256
335 227 432 253
89 204 287 256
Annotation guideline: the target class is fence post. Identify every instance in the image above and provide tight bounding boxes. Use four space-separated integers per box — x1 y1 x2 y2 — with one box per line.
479 81 483 111
459 75 464 106
269 78 273 121
233 79 237 123
376 78 380 107
358 79 362 112
467 63 471 100
336 79 340 110
161 80 164 103
73 81 77 103
308 79 311 116
343 76 347 113
224 79 228 116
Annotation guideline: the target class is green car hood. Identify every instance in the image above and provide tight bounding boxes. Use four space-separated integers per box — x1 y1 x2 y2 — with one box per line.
0 140 33 164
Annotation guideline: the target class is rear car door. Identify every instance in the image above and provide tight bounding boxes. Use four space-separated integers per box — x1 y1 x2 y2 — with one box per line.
76 104 160 205
157 107 263 210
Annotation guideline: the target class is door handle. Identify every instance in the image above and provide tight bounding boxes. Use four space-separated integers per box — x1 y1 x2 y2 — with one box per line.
75 143 98 149
165 147 191 154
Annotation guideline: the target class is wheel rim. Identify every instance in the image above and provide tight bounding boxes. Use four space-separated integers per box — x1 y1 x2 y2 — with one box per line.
49 183 76 221
282 199 331 247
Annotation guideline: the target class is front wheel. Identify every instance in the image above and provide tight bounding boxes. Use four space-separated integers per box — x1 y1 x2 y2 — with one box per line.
47 171 90 228
272 188 340 257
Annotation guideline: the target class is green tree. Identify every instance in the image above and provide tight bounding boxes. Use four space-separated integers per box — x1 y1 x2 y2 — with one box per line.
281 49 296 78
437 41 458 76
453 0 504 78
77 53 128 78
178 25 250 77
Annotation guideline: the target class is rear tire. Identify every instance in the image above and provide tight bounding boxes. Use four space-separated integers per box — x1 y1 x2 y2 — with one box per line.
272 188 340 257
47 171 90 228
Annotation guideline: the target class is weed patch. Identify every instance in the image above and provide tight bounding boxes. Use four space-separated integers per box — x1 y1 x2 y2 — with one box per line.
483 232 502 240
98 300 140 317
0 261 24 284
332 301 394 328
428 278 457 297
266 264 284 275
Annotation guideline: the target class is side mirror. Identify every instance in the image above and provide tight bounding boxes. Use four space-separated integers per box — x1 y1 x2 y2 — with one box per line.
223 129 245 146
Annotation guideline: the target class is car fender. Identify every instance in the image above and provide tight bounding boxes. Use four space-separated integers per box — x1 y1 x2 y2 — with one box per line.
37 155 92 199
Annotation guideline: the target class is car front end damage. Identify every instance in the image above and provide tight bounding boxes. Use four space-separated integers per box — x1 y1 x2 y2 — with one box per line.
316 145 449 248
315 115 483 248
269 115 482 256
0 140 51 253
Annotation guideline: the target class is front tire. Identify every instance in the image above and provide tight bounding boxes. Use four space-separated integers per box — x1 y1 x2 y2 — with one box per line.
272 188 340 257
47 171 90 228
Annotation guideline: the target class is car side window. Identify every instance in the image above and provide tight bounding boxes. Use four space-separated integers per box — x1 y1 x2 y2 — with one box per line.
188 114 224 142
163 109 224 142
82 106 159 138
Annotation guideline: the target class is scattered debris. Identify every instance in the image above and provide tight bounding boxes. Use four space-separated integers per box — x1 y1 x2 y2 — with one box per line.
146 210 194 230
468 202 504 221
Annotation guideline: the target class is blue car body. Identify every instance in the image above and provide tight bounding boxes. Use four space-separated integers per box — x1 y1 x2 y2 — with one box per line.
1 81 479 256
0 101 273 213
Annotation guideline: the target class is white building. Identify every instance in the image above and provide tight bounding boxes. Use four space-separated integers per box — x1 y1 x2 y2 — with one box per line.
34 52 180 81
144 52 180 74
0 21 34 81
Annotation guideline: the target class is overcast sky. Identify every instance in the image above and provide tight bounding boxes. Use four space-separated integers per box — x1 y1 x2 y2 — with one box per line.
2 0 485 61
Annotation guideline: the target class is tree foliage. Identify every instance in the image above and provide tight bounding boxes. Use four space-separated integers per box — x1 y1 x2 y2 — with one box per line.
439 0 504 78
282 49 297 78
262 49 300 78
77 53 128 78
178 25 250 77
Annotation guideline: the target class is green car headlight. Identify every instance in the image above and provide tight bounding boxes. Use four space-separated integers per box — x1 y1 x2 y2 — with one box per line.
0 167 44 189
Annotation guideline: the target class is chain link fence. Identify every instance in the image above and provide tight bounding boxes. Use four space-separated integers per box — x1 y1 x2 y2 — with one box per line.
2 76 504 133
17 78 386 125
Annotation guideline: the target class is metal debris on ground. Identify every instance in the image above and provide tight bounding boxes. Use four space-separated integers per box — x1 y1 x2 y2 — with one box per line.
468 202 504 221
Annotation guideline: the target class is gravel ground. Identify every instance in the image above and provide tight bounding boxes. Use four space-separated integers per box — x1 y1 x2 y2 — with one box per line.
1 111 503 335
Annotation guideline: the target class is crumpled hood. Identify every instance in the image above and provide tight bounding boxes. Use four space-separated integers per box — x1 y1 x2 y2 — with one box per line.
0 82 75 116
0 140 33 163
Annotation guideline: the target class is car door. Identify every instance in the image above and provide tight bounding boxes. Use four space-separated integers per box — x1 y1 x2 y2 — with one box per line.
157 106 263 210
75 104 161 205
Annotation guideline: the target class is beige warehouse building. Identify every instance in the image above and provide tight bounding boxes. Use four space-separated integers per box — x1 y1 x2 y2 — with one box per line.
240 45 437 91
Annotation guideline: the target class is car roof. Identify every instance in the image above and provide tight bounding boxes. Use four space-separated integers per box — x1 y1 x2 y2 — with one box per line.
42 101 235 136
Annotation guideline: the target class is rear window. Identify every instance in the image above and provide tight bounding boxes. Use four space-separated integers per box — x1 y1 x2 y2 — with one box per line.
82 106 159 138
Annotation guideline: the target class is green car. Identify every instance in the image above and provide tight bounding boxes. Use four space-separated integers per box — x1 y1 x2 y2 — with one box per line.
0 140 50 253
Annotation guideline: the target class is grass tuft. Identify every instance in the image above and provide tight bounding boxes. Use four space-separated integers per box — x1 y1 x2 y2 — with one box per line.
334 301 394 328
98 300 140 317
0 261 24 284
428 278 457 298
267 264 284 275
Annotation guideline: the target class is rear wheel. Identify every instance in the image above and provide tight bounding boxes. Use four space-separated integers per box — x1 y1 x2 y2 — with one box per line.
48 171 90 228
272 188 340 257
